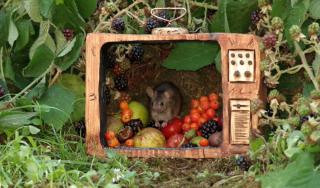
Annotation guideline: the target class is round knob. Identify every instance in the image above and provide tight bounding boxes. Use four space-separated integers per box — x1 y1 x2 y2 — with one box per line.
246 53 250 58
231 60 235 65
236 104 241 109
240 60 244 65
234 71 240 77
248 60 252 65
231 53 235 57
238 54 243 58
244 71 251 77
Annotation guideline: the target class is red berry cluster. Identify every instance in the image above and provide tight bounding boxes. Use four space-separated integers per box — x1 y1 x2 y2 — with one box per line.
63 29 74 41
262 34 276 49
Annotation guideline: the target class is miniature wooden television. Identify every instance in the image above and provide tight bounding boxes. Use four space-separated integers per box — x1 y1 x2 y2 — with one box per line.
85 32 266 158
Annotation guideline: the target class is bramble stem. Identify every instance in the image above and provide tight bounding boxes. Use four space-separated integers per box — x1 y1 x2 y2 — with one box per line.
0 47 4 80
177 0 218 10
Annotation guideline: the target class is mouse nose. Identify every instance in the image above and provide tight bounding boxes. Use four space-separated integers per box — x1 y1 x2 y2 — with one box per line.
152 109 160 114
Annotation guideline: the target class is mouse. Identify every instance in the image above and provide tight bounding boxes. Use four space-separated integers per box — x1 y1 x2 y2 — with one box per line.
146 82 182 128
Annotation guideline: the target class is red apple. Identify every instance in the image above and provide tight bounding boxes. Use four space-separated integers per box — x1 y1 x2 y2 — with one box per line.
166 134 189 148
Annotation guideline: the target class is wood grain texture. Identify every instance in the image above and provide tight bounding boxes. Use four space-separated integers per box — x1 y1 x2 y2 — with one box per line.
86 33 265 158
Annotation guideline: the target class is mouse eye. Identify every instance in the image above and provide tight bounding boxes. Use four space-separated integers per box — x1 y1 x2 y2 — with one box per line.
160 102 164 106
151 102 154 105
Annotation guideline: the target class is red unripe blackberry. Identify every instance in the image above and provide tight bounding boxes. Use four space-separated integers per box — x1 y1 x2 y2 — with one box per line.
144 18 158 34
112 18 125 31
114 76 128 91
250 10 263 25
119 92 131 103
112 63 126 75
155 11 170 27
105 52 116 68
62 29 74 41
261 34 276 49
130 46 144 61
0 85 5 100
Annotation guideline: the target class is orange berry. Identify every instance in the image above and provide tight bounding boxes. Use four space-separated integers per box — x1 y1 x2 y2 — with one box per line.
190 100 200 109
183 116 191 124
125 139 134 147
209 93 218 102
210 100 219 110
108 138 120 148
105 131 115 140
206 108 216 119
182 123 191 132
190 108 199 115
199 138 209 147
200 96 209 102
122 108 133 117
200 100 210 111
213 117 218 121
190 112 200 123
197 106 204 114
121 114 131 123
190 123 199 131
201 112 208 119
197 117 207 127
120 101 129 110
197 131 201 136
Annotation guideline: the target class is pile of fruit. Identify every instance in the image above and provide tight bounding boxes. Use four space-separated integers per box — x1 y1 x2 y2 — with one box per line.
105 93 223 149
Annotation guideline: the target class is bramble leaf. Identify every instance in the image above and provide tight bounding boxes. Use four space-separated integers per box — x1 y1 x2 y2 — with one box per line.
0 11 8 48
15 19 32 51
0 111 39 130
276 74 301 91
309 0 320 19
24 0 43 22
39 0 55 19
4 56 16 82
74 0 97 19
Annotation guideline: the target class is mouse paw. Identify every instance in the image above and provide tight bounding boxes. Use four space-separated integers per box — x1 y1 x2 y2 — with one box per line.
161 122 168 128
155 121 161 127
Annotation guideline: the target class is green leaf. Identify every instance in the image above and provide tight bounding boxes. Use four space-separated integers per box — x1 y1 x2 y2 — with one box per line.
12 53 34 89
312 53 319 76
58 38 75 57
124 171 136 179
250 138 263 152
4 56 16 82
105 149 119 159
15 19 32 51
25 158 39 181
211 12 225 32
309 0 320 19
0 11 8 48
16 97 33 112
226 0 258 33
54 34 85 70
155 0 165 7
162 42 219 71
217 0 230 33
24 0 43 22
57 73 85 122
26 76 46 99
0 111 39 130
291 0 299 7
74 0 97 19
29 21 56 59
276 74 301 91
303 81 316 98
37 84 75 131
215 50 221 73
54 29 68 55
39 0 55 19
22 126 31 136
8 15 18 47
24 44 54 77
0 78 9 101
29 125 40 134
271 0 287 17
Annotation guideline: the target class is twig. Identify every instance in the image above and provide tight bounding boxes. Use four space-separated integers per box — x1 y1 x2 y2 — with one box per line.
48 67 63 88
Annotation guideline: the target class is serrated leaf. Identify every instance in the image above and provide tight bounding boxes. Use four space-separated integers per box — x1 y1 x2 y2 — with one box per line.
291 0 299 7
29 21 56 59
26 76 46 99
276 74 301 91
24 44 54 77
74 0 97 19
54 29 67 55
54 34 84 70
309 0 320 19
39 0 55 19
303 81 316 98
215 50 221 73
162 42 219 71
57 73 85 122
0 111 39 130
16 97 33 112
15 19 31 51
12 53 34 89
155 0 165 8
217 0 230 33
58 38 75 57
312 53 319 76
24 0 43 22
0 10 8 48
4 56 16 82
211 12 225 32
37 84 74 131
271 0 287 17
0 78 9 101
8 15 18 47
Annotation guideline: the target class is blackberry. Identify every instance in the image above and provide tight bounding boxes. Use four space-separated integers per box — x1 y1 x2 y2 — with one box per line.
182 143 198 148
199 118 220 139
119 0 128 9
105 87 111 105
310 90 320 100
112 18 125 31
298 104 311 117
106 2 116 13
291 117 301 127
76 120 86 138
263 108 280 118
301 123 313 136
289 25 301 38
113 63 126 75
119 92 131 103
236 156 250 171
261 34 276 49
258 0 270 7
308 22 320 36
268 89 280 101
259 42 265 52
260 60 270 71
250 99 264 113
207 9 217 17
0 85 5 100
291 93 303 103
105 52 116 68
271 17 284 29
119 59 130 71
300 116 309 124
147 120 161 130
125 119 143 135
62 29 74 41
250 10 262 25
145 18 158 34
296 97 310 106
130 46 144 61
114 76 128 91
155 11 170 27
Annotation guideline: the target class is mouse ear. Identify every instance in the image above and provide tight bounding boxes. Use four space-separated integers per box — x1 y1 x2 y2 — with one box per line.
146 87 155 98
163 89 173 100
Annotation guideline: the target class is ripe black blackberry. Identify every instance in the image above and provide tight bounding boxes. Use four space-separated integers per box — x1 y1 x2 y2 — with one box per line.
300 113 318 123
0 85 5 100
236 156 250 171
250 10 262 25
199 118 219 139
76 120 86 138
144 18 158 34
114 76 128 91
105 87 111 105
263 108 280 118
207 9 217 17
147 120 164 130
182 143 198 148
130 46 144 61
155 11 170 27
125 119 143 135
112 18 125 31
105 52 116 68
62 29 74 41
262 34 276 49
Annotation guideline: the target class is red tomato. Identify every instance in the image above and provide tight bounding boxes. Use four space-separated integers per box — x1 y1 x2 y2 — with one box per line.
161 118 183 139
166 134 189 148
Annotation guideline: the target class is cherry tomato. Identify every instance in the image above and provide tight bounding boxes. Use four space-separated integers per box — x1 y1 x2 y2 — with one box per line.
161 118 183 139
